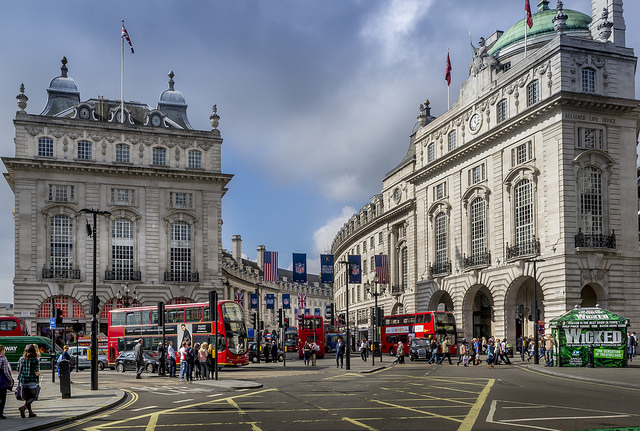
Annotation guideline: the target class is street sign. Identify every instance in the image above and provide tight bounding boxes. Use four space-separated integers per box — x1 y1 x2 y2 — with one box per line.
248 328 255 339
50 317 56 329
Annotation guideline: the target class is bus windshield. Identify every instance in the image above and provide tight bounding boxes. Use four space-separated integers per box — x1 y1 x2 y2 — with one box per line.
434 313 457 341
221 302 247 355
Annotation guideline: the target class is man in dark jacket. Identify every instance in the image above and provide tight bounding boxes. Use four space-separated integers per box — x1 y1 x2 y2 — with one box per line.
134 339 144 379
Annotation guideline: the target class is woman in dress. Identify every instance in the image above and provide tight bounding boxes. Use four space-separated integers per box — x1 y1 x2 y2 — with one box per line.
18 344 40 418
0 344 15 419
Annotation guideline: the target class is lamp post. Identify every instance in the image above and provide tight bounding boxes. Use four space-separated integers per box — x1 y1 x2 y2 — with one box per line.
116 284 138 308
366 275 383 366
255 283 261 364
338 260 351 370
80 208 111 391
525 258 545 365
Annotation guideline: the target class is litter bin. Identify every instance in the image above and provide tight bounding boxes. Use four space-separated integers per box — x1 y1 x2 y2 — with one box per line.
587 345 594 368
59 360 71 398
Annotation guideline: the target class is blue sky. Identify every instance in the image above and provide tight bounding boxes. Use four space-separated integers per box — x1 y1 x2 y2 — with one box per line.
0 1 639 303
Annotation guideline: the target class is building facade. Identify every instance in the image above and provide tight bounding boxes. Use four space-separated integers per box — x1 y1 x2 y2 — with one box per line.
331 0 640 343
4 58 231 336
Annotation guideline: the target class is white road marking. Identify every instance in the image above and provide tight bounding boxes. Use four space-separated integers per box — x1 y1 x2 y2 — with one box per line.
131 405 159 412
173 398 195 403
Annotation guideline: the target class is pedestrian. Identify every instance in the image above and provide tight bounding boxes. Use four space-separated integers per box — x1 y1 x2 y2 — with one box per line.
544 334 554 367
57 345 73 378
457 340 467 366
303 341 311 366
486 340 495 368
336 337 345 368
178 341 187 381
208 342 216 378
193 342 201 380
360 339 368 362
134 338 144 379
396 340 405 364
185 341 195 381
473 338 482 365
271 341 278 363
427 338 440 364
199 342 209 379
264 341 271 363
17 344 40 418
0 344 15 419
157 342 166 376
167 341 176 378
310 340 319 366
632 332 638 358
439 337 453 365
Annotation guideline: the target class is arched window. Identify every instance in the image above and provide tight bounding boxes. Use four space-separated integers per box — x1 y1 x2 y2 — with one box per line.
188 150 202 168
579 166 603 234
582 68 595 93
526 80 540 106
115 143 130 163
152 147 167 166
435 213 448 268
169 221 195 282
112 218 135 280
470 198 486 260
514 179 533 248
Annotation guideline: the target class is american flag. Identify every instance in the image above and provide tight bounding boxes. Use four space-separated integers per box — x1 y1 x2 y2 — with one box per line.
121 23 134 54
375 255 389 284
263 251 278 282
298 292 306 309
234 291 243 306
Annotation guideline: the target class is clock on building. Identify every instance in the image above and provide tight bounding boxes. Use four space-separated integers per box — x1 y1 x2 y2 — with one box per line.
151 113 162 127
79 106 91 120
469 113 481 133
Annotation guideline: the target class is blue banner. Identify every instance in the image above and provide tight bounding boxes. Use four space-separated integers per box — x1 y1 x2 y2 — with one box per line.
348 255 362 284
266 293 275 309
282 293 291 309
292 253 307 283
314 307 321 316
320 254 334 283
250 293 258 309
304 308 310 316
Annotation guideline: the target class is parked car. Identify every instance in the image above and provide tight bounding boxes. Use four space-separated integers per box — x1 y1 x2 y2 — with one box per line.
248 342 284 363
409 338 430 361
114 350 158 373
68 346 109 371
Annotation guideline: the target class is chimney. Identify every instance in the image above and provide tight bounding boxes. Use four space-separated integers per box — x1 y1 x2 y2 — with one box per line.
232 235 242 262
257 245 266 270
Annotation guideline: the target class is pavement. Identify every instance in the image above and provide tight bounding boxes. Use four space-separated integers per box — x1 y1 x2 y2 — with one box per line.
2 354 638 430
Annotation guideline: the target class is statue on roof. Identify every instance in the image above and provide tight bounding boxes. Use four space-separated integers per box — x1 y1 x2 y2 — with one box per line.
469 37 500 76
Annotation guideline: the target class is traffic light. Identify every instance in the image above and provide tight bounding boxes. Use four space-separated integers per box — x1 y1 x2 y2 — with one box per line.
251 313 257 328
259 320 264 331
284 317 290 328
157 302 165 327
209 290 218 322
278 309 283 328
377 307 384 327
55 308 63 325
339 313 345 325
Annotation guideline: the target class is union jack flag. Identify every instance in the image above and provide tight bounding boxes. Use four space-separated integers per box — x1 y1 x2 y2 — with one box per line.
234 291 243 306
298 292 306 309
121 22 134 54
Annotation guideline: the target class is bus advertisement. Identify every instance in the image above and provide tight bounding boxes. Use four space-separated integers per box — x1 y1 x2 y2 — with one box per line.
381 311 458 356
107 300 248 367
297 315 325 359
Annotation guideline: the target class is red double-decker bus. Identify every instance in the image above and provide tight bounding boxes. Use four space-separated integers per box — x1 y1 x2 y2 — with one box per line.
297 315 326 359
107 300 248 367
381 311 458 356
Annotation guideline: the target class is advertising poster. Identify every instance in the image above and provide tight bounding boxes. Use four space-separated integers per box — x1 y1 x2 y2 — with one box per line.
550 307 629 367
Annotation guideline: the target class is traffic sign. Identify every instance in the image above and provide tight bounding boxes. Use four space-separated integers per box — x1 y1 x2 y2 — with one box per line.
50 317 56 329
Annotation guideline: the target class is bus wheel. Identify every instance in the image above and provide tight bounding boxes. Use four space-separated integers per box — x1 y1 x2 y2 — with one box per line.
389 347 395 357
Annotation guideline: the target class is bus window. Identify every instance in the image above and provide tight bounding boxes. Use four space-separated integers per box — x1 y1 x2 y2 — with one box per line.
168 308 184 323
111 312 125 326
401 316 414 324
125 311 141 326
424 314 432 324
416 315 424 323
186 307 203 323
151 310 158 325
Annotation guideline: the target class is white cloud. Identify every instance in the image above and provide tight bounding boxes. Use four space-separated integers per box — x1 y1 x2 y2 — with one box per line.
312 206 358 256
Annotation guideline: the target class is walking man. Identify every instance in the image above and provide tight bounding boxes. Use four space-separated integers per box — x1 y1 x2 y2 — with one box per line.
336 337 345 368
167 341 176 377
134 338 144 379
544 334 555 367
157 342 166 376
439 337 453 365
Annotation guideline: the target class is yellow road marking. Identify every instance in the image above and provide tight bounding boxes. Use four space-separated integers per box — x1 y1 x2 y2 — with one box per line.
51 389 137 431
343 416 378 430
144 413 159 431
371 398 464 423
457 378 495 431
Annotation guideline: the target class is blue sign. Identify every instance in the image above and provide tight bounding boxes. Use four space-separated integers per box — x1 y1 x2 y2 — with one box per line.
49 317 56 329
248 328 255 339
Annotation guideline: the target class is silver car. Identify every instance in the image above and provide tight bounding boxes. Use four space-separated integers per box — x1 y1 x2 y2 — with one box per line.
68 346 108 371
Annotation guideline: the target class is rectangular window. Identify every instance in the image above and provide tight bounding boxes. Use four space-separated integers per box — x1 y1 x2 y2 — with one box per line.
527 80 540 106
434 182 446 200
468 164 486 185
115 144 130 163
582 69 595 93
48 184 75 202
77 141 93 160
370 237 374 249
152 148 167 166
448 131 457 151
378 232 383 245
511 141 532 167
363 259 367 274
38 137 54 157
169 192 193 209
497 99 508 123
110 188 135 206
427 143 435 162
188 150 202 168
578 128 604 149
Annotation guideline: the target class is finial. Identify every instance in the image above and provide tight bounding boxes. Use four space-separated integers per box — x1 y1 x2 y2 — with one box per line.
552 1 568 34
168 70 175 90
61 56 68 78
417 104 427 127
424 99 430 107
16 83 28 111
597 7 613 41
210 104 220 130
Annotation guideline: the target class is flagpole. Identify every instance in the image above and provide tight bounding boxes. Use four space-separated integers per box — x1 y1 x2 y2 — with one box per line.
121 19 125 124
524 15 528 58
447 48 450 110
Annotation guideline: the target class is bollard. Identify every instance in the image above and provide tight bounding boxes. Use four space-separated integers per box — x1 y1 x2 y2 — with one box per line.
59 360 72 398
587 345 594 368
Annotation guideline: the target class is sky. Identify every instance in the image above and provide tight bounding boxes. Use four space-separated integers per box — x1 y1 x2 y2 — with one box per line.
0 1 639 304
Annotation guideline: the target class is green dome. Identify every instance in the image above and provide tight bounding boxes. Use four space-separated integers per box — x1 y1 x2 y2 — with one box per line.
488 3 591 55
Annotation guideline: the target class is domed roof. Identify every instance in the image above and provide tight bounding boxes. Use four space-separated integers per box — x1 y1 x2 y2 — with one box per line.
158 71 186 106
488 1 591 55
41 56 80 116
46 56 79 94
157 71 192 129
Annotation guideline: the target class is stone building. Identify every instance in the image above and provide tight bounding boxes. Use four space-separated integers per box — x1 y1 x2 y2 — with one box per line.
331 0 640 342
3 58 231 336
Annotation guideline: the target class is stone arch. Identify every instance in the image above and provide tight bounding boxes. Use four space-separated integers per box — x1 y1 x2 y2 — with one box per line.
504 274 544 343
461 284 494 340
428 290 454 311
580 283 606 308
391 302 405 315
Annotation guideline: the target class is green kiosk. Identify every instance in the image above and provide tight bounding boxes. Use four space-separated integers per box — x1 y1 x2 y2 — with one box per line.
549 306 629 367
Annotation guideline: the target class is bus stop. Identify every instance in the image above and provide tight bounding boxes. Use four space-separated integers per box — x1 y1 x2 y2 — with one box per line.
549 306 629 367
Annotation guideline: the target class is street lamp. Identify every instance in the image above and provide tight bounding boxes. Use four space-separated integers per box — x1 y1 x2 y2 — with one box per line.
80 208 111 391
365 275 384 366
116 284 138 307
525 258 545 365
338 260 352 370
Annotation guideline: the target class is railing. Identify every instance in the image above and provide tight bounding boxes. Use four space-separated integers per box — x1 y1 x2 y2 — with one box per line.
429 259 452 278
164 271 200 282
104 269 142 281
42 267 81 279
575 228 616 249
391 285 405 296
463 250 491 269
506 237 540 260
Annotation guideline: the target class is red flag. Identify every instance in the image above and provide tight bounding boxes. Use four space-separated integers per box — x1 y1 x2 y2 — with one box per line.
445 52 452 86
525 0 533 28
121 24 134 54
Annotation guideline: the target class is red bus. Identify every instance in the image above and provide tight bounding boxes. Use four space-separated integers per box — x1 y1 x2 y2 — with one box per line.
0 316 29 336
297 315 325 359
107 300 248 367
284 326 298 352
381 311 458 356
